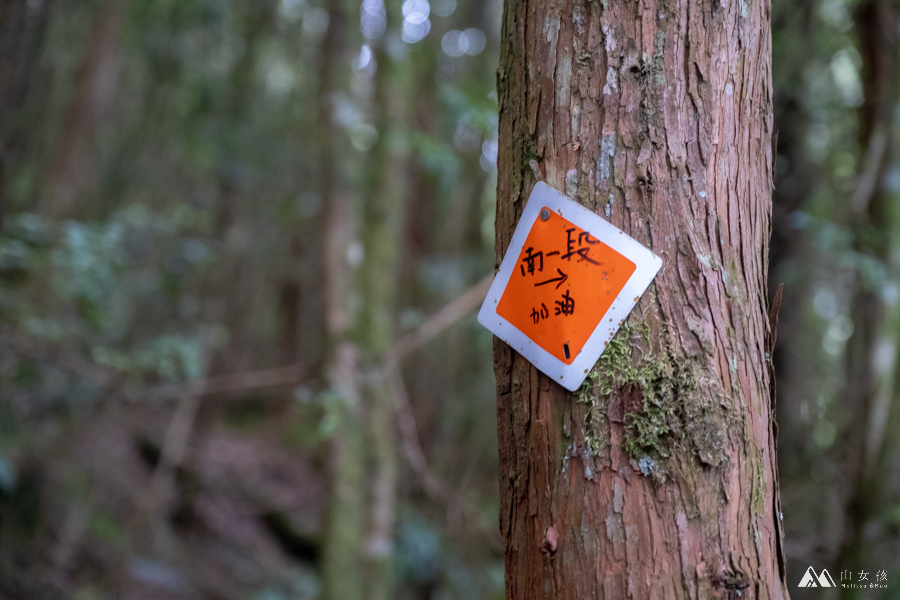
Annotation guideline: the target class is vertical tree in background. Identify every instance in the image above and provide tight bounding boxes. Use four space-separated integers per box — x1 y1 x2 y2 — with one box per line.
493 0 788 598
47 0 123 216
838 0 899 591
357 1 409 596
319 1 367 599
320 1 408 599
0 0 54 225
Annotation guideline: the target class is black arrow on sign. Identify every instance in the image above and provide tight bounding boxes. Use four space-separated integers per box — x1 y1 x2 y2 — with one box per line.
534 268 568 289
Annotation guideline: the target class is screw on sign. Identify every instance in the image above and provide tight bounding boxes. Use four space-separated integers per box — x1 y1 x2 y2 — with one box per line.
478 183 662 391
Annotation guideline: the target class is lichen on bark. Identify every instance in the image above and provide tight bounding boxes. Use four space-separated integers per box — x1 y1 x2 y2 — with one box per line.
575 317 730 482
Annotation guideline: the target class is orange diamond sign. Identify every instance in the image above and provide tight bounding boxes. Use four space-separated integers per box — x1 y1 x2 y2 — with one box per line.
496 209 636 364
479 183 662 391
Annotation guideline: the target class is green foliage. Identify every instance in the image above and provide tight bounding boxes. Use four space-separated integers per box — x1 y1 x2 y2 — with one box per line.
0 456 14 495
88 507 129 549
408 131 461 189
0 0 504 596
395 506 504 600
439 85 499 140
2 206 214 401
51 220 127 325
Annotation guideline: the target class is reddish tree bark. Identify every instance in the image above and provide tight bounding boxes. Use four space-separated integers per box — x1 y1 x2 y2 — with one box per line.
493 0 788 598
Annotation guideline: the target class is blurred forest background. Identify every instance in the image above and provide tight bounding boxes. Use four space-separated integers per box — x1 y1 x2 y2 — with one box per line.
0 0 899 598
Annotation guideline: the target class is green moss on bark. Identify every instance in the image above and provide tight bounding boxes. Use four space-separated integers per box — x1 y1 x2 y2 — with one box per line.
576 317 730 480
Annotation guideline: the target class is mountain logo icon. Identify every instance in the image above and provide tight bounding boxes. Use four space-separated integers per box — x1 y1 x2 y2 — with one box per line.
798 567 836 587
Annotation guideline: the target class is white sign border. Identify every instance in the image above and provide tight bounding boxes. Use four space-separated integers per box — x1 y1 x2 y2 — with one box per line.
478 182 663 391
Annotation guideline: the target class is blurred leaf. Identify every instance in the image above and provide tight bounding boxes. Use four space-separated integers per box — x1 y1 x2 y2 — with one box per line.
0 456 15 494
136 334 203 381
88 508 128 549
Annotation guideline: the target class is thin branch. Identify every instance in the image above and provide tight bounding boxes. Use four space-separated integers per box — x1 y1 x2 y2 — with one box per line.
387 274 493 367
151 274 492 402
385 366 502 551
149 392 201 509
155 362 312 400
851 128 888 215
386 367 449 501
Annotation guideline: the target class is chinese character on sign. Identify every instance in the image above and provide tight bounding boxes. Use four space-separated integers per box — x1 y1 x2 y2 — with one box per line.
554 290 575 316
520 247 544 275
876 570 887 582
530 303 549 324
562 227 602 265
840 570 852 581
858 571 869 581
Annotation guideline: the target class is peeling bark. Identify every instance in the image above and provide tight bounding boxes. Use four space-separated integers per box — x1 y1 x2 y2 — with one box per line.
494 0 787 598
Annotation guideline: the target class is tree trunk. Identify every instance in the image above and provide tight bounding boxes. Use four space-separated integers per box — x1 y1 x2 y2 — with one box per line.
837 0 898 592
320 2 408 599
358 5 409 596
0 0 54 225
493 1 788 598
47 0 123 216
319 1 367 599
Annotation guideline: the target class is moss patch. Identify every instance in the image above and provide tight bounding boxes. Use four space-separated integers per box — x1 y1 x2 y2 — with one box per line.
576 318 730 480
522 133 538 166
575 371 609 457
620 359 700 463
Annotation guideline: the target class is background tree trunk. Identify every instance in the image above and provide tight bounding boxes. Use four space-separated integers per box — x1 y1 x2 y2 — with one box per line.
837 0 899 593
493 1 788 598
358 2 409 595
0 0 55 225
319 1 367 599
46 0 123 217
